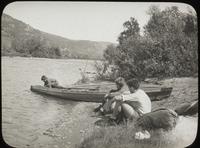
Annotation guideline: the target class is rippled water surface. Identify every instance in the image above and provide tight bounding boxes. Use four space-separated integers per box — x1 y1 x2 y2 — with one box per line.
2 57 96 147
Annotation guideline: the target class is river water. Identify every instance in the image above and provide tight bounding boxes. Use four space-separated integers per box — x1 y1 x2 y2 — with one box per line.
2 57 198 148
2 57 98 148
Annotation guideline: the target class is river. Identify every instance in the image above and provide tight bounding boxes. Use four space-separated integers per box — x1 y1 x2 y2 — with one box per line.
2 57 198 148
2 56 99 148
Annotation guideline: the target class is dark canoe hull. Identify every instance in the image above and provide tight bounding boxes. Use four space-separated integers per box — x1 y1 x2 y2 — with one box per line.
30 85 173 102
31 85 105 102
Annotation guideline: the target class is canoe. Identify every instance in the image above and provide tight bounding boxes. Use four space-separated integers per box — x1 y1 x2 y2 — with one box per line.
30 84 173 102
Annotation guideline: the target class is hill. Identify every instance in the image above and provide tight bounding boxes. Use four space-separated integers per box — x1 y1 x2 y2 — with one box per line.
1 13 113 59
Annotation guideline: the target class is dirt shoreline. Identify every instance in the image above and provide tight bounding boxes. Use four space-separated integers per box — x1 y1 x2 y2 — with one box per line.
24 77 198 148
24 102 98 148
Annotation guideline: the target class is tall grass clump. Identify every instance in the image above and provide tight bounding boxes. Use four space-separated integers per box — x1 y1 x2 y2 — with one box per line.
75 68 90 84
78 119 195 148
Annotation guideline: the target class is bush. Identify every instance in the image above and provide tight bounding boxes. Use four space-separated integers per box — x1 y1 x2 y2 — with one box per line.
94 60 120 81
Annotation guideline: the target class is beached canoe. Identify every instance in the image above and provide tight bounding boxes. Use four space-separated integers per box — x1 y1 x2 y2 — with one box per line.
30 84 173 102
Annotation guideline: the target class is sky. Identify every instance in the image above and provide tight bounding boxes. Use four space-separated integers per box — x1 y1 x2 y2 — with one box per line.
3 2 195 43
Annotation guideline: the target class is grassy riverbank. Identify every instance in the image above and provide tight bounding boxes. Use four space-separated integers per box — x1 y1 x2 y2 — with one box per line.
77 77 198 148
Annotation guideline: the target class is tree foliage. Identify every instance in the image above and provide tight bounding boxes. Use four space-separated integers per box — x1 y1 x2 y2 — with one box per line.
8 35 62 58
103 6 198 80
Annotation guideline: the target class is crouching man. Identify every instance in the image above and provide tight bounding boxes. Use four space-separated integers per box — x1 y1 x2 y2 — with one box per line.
94 77 130 114
112 78 152 139
41 75 62 88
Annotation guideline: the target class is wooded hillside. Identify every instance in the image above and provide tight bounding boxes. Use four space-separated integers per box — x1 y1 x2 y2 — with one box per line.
1 13 113 59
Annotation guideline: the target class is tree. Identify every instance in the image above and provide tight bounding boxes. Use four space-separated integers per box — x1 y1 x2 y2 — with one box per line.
24 36 47 57
102 6 198 81
54 47 62 57
118 17 140 45
113 18 147 80
144 6 198 77
103 44 118 64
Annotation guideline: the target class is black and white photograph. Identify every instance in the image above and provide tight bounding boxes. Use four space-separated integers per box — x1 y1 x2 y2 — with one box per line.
2 2 198 148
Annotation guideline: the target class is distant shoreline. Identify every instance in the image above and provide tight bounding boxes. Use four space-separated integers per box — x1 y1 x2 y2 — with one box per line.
1 55 104 61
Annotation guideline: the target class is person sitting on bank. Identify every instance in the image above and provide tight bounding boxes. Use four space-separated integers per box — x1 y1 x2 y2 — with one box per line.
94 77 130 114
103 77 131 113
112 78 152 123
41 75 60 88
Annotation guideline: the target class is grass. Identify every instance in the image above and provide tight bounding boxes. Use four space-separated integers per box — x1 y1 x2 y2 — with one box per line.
78 115 197 148
77 122 189 148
